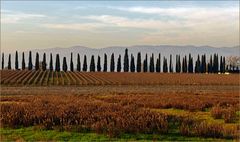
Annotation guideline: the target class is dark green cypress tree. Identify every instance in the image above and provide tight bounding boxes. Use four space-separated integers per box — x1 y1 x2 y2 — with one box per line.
223 56 225 73
35 52 39 70
182 56 185 73
22 52 25 70
143 54 148 72
97 55 101 72
8 54 11 70
130 54 135 72
176 55 181 73
90 55 95 72
175 55 178 73
203 55 206 73
149 53 154 72
42 53 46 71
200 54 206 73
110 53 115 72
15 51 19 70
195 55 201 73
28 51 32 70
169 54 173 73
117 55 121 72
182 55 187 73
1 53 4 70
163 57 168 73
83 55 87 72
55 54 60 72
213 54 219 73
123 48 129 72
220 56 223 73
208 55 213 73
156 53 161 72
136 52 141 72
103 54 107 72
62 57 67 72
188 54 193 73
49 53 53 71
77 54 81 71
70 53 74 72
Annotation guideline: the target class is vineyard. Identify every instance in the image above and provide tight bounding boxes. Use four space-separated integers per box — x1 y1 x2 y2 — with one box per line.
1 70 240 141
0 70 239 86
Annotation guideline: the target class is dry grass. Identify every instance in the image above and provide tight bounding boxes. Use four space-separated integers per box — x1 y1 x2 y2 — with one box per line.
0 93 239 139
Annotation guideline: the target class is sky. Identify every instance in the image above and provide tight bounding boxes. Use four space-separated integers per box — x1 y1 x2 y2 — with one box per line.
1 1 239 52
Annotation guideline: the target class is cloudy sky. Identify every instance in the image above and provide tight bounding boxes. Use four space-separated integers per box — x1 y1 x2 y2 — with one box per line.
1 1 239 52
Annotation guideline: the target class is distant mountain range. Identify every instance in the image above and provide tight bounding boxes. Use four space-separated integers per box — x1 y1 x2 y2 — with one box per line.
3 45 240 70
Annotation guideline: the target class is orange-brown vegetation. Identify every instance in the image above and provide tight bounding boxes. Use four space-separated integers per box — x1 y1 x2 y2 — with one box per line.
1 92 239 139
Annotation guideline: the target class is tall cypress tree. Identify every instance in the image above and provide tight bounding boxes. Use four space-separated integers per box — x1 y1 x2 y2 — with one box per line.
136 52 141 72
117 55 121 72
8 54 11 70
156 53 161 72
22 52 25 70
103 54 107 72
77 54 81 72
97 55 101 72
90 55 95 72
188 54 193 73
55 54 60 72
185 56 188 73
208 55 213 73
123 48 129 72
49 53 53 71
15 51 19 70
176 55 181 73
143 54 148 72
223 56 225 73
1 53 4 70
163 57 168 73
28 51 32 70
182 55 187 73
220 56 223 73
195 55 201 73
35 52 39 70
42 53 46 71
213 54 219 73
110 53 115 72
169 54 173 73
182 57 184 73
149 53 154 72
200 54 206 73
130 54 135 72
70 53 74 72
83 55 87 72
175 55 178 72
62 57 67 72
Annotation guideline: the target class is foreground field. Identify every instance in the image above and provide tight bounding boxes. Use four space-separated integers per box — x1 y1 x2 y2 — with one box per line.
1 72 239 141
1 84 240 141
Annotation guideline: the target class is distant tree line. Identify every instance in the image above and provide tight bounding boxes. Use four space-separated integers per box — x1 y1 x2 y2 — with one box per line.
1 49 239 73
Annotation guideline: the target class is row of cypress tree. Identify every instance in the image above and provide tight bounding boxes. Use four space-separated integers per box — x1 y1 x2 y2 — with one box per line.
0 49 236 73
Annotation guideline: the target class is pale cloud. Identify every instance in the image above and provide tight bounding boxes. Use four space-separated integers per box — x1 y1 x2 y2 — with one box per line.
1 10 46 24
82 15 183 30
42 23 106 31
110 6 238 19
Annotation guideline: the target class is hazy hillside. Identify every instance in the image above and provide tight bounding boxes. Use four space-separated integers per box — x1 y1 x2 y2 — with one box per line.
2 45 240 71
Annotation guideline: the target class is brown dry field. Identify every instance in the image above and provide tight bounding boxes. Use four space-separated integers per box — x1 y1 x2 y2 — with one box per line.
1 72 240 140
0 70 239 86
